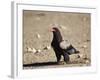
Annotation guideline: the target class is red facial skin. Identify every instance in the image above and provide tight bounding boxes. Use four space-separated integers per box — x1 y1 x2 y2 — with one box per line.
49 28 56 32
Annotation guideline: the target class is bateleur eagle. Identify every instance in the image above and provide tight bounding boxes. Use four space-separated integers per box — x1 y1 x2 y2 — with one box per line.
50 27 79 64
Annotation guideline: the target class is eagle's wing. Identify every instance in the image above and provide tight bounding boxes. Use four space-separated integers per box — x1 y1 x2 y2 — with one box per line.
59 40 79 54
59 40 71 49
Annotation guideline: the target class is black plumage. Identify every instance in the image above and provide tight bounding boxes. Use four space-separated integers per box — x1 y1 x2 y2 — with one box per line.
51 27 79 64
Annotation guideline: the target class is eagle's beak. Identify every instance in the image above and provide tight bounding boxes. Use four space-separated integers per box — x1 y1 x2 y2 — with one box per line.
49 28 55 32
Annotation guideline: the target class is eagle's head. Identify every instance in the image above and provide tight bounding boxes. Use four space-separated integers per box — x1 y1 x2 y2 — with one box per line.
50 27 62 43
50 27 59 32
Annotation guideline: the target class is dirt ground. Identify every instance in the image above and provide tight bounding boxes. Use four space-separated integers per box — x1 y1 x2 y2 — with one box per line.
23 10 91 69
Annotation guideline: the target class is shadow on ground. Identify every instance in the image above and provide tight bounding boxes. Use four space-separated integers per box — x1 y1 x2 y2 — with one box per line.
23 62 58 67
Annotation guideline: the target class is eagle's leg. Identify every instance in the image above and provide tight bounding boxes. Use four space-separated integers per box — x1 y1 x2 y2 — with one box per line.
56 54 61 64
63 53 70 63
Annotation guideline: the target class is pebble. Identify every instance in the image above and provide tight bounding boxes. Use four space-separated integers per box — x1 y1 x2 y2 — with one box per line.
37 49 41 53
36 33 41 39
77 55 81 58
85 60 90 64
32 48 37 53
26 47 37 53
81 44 87 48
86 39 90 42
44 46 51 50
26 47 32 53
77 54 86 58
83 45 87 48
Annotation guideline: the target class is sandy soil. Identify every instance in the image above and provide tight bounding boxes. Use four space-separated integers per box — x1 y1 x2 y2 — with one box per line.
23 10 91 69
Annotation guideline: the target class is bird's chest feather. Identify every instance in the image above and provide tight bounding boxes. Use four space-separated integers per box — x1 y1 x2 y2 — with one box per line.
51 40 62 51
